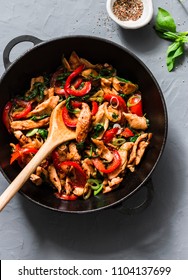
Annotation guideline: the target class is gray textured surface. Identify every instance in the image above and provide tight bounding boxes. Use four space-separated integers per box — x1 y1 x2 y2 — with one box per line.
0 0 188 260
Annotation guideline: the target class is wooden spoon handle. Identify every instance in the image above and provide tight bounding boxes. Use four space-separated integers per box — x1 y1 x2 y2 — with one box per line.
0 138 55 212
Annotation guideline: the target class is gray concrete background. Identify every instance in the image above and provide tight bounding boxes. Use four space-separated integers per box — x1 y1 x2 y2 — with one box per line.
0 0 188 259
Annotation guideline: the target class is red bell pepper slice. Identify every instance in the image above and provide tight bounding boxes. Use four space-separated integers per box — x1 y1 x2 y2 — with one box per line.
55 77 83 96
71 100 82 109
92 149 121 174
103 127 119 144
64 65 91 96
50 67 69 96
2 101 12 133
10 144 38 164
55 87 66 95
121 127 134 138
12 99 32 120
60 161 87 188
104 93 127 112
72 77 83 89
55 193 78 200
127 93 143 116
62 106 77 128
91 101 98 116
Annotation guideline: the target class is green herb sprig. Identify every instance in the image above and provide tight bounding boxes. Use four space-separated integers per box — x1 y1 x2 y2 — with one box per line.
92 124 104 138
25 82 46 101
154 7 188 71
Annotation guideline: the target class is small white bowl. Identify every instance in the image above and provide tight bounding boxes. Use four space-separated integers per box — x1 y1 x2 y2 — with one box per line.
106 0 154 29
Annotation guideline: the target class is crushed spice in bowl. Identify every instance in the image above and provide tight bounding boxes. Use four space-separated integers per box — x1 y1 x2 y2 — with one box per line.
106 0 154 29
113 0 144 22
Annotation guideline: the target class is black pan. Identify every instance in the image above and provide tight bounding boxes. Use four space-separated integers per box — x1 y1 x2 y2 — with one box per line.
0 35 168 213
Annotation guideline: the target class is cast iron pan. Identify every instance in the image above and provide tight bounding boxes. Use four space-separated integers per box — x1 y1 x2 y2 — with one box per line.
0 35 168 213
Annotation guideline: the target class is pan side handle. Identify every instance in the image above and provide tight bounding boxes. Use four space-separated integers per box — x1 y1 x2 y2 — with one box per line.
116 178 154 215
3 35 43 69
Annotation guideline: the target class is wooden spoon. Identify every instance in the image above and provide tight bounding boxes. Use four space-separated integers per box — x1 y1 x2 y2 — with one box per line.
0 100 76 211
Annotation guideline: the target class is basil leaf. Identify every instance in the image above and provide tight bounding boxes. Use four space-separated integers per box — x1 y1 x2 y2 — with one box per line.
99 68 116 78
92 124 104 138
129 135 139 143
65 96 79 114
158 31 179 41
166 41 184 71
115 76 130 83
25 82 46 101
56 72 70 81
30 114 49 121
154 7 188 71
26 128 48 139
155 7 176 33
76 141 85 153
38 129 48 140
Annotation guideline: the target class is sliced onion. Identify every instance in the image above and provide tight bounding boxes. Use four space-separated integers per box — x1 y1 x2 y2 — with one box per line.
26 128 38 137
110 96 119 109
112 138 126 146
113 124 123 135
83 185 92 200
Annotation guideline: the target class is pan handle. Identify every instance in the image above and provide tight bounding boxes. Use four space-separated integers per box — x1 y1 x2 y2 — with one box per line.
116 178 154 215
3 35 43 69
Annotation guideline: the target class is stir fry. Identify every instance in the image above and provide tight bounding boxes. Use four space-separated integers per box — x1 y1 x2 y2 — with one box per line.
2 52 152 200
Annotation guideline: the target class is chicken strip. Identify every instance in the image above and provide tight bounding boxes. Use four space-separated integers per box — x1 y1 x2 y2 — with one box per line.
128 133 152 170
128 133 149 165
44 87 54 99
92 138 113 162
30 174 42 186
135 141 149 165
103 177 123 193
13 130 31 145
73 187 85 196
108 142 134 180
27 96 59 117
123 113 148 130
64 177 72 195
30 166 48 186
92 102 109 138
76 103 92 143
10 117 50 130
67 143 81 161
68 51 81 70
82 158 96 178
48 164 61 193
112 77 138 95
